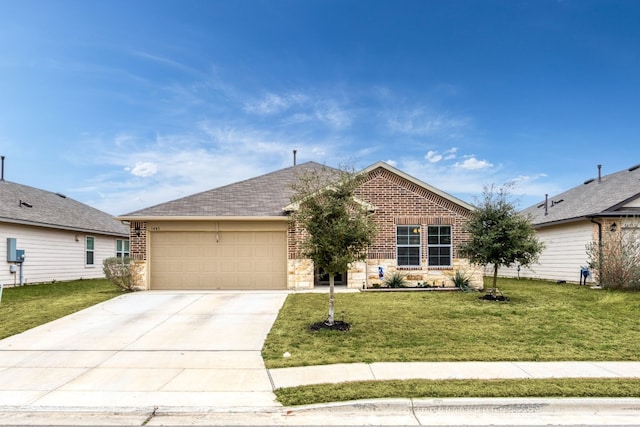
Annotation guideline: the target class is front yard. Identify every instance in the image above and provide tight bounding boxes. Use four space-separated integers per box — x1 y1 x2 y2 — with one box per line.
264 277 640 405
0 279 122 339
262 277 640 368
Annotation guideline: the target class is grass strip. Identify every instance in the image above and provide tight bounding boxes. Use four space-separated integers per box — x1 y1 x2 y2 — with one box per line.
0 279 123 339
275 378 640 406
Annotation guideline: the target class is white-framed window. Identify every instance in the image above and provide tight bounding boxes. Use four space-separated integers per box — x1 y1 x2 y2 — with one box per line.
397 225 421 267
86 236 95 266
116 239 130 258
427 225 452 267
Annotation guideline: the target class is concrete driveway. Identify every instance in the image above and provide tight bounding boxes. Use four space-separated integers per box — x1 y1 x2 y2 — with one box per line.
0 291 288 409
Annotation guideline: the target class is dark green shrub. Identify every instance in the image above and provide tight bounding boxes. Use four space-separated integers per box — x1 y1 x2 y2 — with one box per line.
383 272 408 288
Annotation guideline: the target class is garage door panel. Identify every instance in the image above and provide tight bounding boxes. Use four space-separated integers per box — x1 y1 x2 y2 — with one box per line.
150 229 286 290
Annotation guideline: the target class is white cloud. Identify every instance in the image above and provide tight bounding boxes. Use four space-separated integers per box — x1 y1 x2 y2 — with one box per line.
244 92 308 115
387 109 470 138
129 161 158 177
425 150 443 163
454 157 493 170
313 102 353 129
443 147 458 159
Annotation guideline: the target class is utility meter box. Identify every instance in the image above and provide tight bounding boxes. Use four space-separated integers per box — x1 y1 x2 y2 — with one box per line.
6 238 17 262
15 250 25 263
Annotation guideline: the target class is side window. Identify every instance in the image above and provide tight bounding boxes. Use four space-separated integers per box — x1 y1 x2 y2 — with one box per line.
427 225 452 267
116 239 130 258
86 236 95 266
397 225 421 267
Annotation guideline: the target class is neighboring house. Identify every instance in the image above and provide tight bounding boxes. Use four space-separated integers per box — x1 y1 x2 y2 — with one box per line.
0 177 130 286
498 164 640 284
118 161 482 290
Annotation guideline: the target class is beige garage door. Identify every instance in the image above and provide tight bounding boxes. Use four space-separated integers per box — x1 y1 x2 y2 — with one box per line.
150 230 287 290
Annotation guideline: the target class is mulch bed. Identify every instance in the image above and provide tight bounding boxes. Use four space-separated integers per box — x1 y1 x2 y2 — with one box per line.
479 294 510 302
308 320 351 332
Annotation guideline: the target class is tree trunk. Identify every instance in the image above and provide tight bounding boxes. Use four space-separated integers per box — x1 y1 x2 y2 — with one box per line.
492 264 498 297
327 274 335 325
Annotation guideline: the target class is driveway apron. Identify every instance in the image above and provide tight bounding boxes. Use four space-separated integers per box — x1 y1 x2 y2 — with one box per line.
0 291 288 409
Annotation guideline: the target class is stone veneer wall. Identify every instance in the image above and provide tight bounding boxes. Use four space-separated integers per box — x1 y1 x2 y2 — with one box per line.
129 221 149 289
287 167 483 290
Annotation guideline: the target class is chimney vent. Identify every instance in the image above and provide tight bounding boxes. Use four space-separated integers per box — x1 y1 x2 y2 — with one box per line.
293 150 297 166
598 164 602 183
1 155 4 181
544 194 548 216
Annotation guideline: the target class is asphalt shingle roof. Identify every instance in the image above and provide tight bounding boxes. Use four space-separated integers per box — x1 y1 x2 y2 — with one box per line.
122 162 336 218
0 180 128 236
522 164 640 226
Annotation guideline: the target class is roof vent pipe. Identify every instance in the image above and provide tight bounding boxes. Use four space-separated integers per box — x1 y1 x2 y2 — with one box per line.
293 150 297 166
1 155 5 181
598 164 602 183
544 193 548 216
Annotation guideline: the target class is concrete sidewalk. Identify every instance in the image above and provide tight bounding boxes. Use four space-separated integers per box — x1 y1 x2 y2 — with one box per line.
269 360 640 388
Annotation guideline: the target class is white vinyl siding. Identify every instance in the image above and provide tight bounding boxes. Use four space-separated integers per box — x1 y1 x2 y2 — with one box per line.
0 222 124 285
495 220 594 283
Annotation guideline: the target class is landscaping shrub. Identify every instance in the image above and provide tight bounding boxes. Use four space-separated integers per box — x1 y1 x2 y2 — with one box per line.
102 257 143 291
383 272 408 288
587 221 640 290
450 269 472 291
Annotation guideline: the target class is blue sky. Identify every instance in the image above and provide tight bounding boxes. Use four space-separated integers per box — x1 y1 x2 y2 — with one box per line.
1 0 639 215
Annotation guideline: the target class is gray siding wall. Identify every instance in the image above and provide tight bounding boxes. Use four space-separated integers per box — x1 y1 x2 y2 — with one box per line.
490 220 595 284
1 222 122 286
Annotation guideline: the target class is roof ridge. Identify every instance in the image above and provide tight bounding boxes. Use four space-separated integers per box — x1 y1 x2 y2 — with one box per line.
121 161 335 217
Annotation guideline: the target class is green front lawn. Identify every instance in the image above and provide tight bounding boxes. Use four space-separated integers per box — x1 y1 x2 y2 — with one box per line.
0 279 123 339
262 278 640 369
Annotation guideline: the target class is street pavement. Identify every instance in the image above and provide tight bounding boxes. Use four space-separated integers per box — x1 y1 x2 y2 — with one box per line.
1 290 640 425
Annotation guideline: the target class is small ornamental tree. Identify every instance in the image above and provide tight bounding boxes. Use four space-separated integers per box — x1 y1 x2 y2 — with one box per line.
290 165 377 326
458 184 544 297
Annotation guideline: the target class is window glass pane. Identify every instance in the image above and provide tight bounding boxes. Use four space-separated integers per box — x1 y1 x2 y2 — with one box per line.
408 227 420 244
86 251 94 265
86 237 94 250
426 226 452 267
124 240 130 252
397 226 421 266
116 240 122 251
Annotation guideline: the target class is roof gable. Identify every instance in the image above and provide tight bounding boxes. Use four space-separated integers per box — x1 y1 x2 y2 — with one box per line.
0 180 128 236
522 164 640 226
361 161 475 212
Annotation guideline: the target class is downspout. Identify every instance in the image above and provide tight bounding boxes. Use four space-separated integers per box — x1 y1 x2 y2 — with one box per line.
589 217 602 287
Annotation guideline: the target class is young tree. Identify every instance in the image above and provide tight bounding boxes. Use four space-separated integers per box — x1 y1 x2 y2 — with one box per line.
458 184 544 296
290 165 377 325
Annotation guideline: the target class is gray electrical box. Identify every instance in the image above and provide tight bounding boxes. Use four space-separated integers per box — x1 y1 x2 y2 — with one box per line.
7 238 17 262
15 249 25 263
